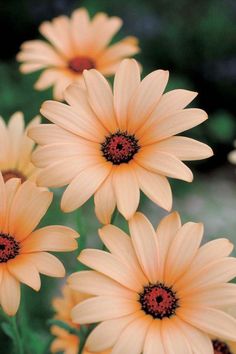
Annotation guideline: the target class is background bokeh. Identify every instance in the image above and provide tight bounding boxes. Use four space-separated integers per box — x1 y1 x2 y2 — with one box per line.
0 0 236 352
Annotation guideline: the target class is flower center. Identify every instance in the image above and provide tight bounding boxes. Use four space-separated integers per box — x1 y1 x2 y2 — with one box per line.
2 169 26 183
101 131 140 165
212 340 232 354
139 283 179 319
68 56 95 73
0 234 20 263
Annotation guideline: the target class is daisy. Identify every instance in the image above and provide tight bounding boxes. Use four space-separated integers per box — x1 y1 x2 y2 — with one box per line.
29 59 213 222
17 8 140 101
69 211 236 353
0 112 40 183
51 284 110 354
0 173 78 316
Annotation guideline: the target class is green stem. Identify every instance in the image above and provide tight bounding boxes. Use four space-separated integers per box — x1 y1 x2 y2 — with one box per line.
10 316 24 354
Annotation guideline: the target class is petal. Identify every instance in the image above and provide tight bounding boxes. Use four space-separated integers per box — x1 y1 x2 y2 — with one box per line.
180 307 236 342
71 8 91 54
40 101 106 142
152 136 213 161
94 173 116 225
7 112 24 168
0 173 6 228
135 149 193 182
0 268 20 316
134 163 172 211
111 315 152 354
127 70 169 132
21 226 78 253
61 163 112 212
25 252 65 277
0 117 10 164
8 181 53 241
69 270 135 299
1 178 21 233
7 255 41 291
129 212 159 283
99 224 148 284
86 313 142 352
143 320 165 354
28 124 80 145
156 212 181 282
114 59 140 131
83 69 117 132
164 222 203 284
161 317 192 354
78 249 143 291
113 163 140 219
141 108 208 145
72 296 140 324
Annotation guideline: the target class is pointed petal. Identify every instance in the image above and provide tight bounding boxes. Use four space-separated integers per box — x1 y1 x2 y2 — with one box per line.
1 268 20 316
94 173 116 225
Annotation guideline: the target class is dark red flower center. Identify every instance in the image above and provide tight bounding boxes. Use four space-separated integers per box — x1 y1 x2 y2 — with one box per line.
2 169 26 183
68 56 95 73
101 131 140 165
139 283 179 319
212 339 232 354
0 234 19 263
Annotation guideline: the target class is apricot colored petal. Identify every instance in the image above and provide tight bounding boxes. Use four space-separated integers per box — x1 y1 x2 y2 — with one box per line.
161 317 192 354
0 268 20 316
94 173 116 225
28 124 80 145
8 112 24 168
129 212 159 283
71 8 91 54
2 178 21 233
61 163 112 212
25 252 65 277
143 320 165 354
113 163 140 219
114 59 140 130
0 173 8 229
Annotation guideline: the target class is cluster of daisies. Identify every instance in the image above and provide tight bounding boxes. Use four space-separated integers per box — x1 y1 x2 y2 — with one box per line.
0 7 236 354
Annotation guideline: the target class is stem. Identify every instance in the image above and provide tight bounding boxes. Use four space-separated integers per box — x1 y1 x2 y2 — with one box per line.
10 316 24 354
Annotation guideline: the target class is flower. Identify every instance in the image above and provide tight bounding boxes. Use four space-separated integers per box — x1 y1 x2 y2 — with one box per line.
228 141 236 166
51 284 110 354
29 59 213 222
0 112 40 183
211 337 236 353
69 211 236 353
17 8 140 101
0 173 78 316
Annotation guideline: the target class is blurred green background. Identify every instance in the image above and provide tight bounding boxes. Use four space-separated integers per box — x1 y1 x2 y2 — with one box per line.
0 0 236 352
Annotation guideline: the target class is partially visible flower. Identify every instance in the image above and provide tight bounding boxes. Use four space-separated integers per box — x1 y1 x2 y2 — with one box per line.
228 141 236 166
0 173 78 316
0 112 40 183
211 337 236 353
51 284 110 354
29 59 213 222
17 8 140 100
69 211 236 353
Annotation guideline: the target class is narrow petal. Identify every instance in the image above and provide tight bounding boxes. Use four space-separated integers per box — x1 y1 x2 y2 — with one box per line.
86 313 142 352
113 163 140 219
156 212 181 282
161 317 192 354
71 8 91 54
99 224 148 285
180 307 236 342
134 163 172 211
1 268 20 316
129 212 159 283
2 178 21 233
78 249 143 291
111 315 152 354
28 124 80 145
61 163 112 212
143 320 165 354
127 70 169 132
21 226 78 253
164 222 203 284
69 270 136 299
83 69 117 132
72 296 140 324
8 112 24 168
152 136 213 160
25 252 65 277
94 173 116 225
140 108 208 145
114 59 140 131
7 255 41 291
0 173 6 228
135 149 193 182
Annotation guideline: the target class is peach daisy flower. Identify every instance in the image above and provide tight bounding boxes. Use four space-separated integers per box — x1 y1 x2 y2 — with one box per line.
51 284 110 354
0 112 40 183
17 8 140 101
0 173 78 316
69 211 236 353
29 59 213 222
